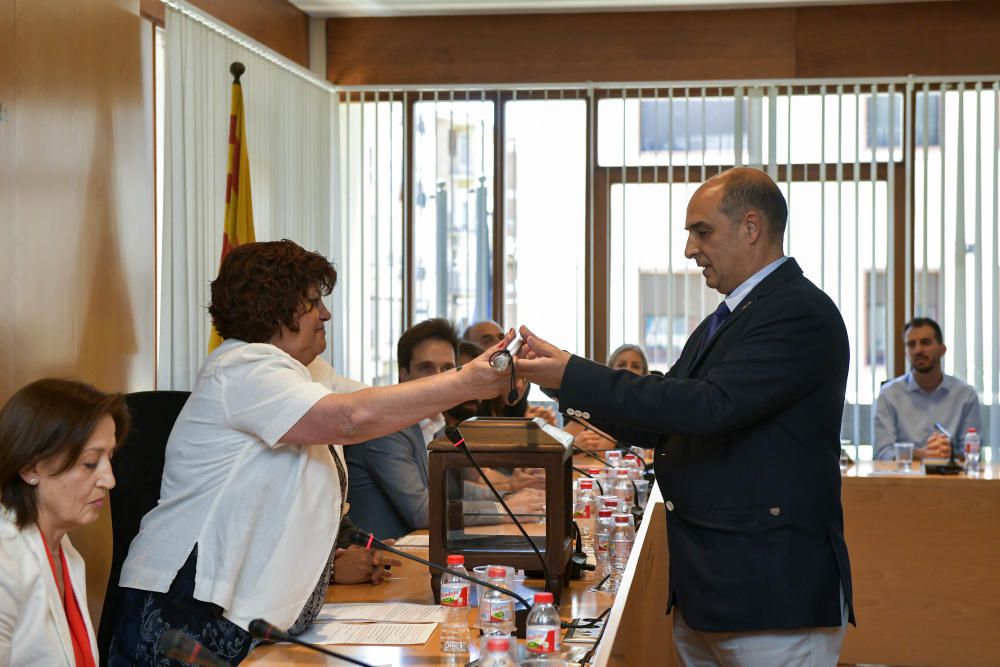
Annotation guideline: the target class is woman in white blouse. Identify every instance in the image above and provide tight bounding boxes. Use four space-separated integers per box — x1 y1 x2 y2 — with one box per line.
0 378 129 666
107 239 514 665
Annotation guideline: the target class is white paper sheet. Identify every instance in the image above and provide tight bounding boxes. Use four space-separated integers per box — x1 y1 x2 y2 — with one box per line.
393 533 430 548
315 602 448 624
296 621 437 645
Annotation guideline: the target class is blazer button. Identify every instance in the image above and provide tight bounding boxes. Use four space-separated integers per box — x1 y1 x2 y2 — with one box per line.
665 501 675 511
582 411 591 419
770 507 781 516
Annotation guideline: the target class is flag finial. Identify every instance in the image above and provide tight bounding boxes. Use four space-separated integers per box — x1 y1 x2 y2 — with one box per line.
230 62 245 84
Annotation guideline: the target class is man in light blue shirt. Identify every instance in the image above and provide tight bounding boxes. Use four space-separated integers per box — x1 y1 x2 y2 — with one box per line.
874 317 982 461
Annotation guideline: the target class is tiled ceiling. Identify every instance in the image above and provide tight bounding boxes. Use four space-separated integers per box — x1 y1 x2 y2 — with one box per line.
289 0 937 17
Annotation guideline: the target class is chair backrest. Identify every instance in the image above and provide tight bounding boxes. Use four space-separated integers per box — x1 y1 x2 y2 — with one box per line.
96 390 190 662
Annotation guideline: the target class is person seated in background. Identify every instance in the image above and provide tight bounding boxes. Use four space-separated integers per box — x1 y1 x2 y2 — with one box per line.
346 319 546 539
875 317 982 461
108 240 513 665
565 343 651 451
464 320 557 425
0 378 129 667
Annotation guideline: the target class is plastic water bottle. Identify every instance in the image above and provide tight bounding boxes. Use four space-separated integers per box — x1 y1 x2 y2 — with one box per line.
624 454 644 481
573 479 597 554
963 428 981 474
612 469 634 506
479 566 515 637
525 591 561 656
594 508 614 579
479 637 517 667
609 513 635 593
605 449 623 468
439 555 470 653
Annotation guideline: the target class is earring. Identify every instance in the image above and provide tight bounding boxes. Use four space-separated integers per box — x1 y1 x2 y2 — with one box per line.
28 478 39 486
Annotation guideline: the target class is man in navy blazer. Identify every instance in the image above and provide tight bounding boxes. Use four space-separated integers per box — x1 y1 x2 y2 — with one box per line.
518 168 853 665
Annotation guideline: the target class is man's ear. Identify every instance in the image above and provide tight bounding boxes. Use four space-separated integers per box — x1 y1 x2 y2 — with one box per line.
744 210 763 245
939 343 947 358
398 367 409 383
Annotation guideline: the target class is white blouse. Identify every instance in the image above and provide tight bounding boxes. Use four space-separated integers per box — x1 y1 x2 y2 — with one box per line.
120 341 354 631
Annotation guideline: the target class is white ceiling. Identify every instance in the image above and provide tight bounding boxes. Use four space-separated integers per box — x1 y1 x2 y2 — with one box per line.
289 0 938 18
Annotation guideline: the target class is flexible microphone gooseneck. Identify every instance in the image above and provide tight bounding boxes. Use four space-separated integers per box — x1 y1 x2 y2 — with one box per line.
444 425 551 591
157 630 231 667
247 619 374 667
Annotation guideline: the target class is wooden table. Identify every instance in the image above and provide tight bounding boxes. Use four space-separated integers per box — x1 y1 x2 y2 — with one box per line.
840 461 1000 667
245 459 1000 666
244 526 615 665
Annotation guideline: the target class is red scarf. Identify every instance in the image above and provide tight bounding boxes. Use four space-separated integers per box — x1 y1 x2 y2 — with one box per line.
40 533 96 667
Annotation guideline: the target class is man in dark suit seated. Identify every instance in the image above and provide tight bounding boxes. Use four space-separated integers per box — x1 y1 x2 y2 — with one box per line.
517 167 853 666
345 318 545 539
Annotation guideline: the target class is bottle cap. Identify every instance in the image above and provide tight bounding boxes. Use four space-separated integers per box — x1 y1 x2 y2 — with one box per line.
534 591 555 604
617 469 630 476
599 509 613 517
580 480 593 489
487 637 511 652
588 468 601 475
487 566 508 578
967 428 978 433
601 497 618 508
614 513 631 523
446 554 465 565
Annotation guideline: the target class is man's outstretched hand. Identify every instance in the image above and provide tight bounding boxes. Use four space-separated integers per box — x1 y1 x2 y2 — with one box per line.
515 325 571 391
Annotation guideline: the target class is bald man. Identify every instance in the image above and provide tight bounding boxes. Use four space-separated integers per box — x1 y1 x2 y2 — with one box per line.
517 168 853 666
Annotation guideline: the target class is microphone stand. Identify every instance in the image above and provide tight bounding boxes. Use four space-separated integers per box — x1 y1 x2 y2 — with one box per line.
351 531 536 637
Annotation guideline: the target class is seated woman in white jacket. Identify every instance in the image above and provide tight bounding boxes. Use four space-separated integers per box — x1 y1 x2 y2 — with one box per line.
0 378 129 667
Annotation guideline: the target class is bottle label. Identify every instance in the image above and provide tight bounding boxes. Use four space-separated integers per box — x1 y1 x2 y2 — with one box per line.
612 540 633 560
526 626 560 654
596 534 609 553
440 583 469 607
481 599 513 624
573 505 591 519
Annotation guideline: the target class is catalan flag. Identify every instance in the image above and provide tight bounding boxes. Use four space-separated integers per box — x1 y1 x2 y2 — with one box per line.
209 62 256 352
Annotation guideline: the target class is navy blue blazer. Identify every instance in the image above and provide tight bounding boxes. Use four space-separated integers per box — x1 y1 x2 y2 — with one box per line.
559 258 853 632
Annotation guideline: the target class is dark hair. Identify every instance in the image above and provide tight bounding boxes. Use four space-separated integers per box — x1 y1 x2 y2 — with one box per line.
0 379 130 528
608 343 649 375
717 169 788 239
457 340 485 363
397 318 459 372
904 317 943 344
209 239 337 343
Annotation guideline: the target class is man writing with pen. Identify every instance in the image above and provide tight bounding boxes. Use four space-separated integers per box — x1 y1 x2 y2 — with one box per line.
874 317 983 461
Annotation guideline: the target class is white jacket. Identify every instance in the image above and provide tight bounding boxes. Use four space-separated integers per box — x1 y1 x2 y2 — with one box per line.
0 510 98 666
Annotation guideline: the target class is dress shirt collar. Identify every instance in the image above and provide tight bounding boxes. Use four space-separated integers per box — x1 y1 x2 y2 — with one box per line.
904 370 952 396
419 413 446 446
723 256 789 312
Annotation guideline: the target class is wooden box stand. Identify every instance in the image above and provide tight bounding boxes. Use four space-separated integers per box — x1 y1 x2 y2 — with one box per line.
427 417 575 603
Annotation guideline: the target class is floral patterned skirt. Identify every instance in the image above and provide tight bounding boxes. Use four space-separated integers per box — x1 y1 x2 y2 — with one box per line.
105 547 259 666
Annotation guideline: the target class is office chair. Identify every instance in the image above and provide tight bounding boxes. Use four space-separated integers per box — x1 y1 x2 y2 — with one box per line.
96 390 190 662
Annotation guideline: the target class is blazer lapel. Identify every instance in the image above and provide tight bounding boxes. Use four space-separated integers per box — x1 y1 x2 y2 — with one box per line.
25 526 75 666
685 259 804 374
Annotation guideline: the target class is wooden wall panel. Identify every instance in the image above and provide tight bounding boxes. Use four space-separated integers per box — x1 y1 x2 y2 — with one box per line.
0 0 13 399
326 1 999 86
2 0 155 626
327 8 797 85
797 1 1000 78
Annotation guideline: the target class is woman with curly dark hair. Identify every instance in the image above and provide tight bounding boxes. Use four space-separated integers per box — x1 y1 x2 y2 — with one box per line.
107 240 513 665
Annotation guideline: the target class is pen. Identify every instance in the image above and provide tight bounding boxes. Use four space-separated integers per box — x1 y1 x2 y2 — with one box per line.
933 421 952 441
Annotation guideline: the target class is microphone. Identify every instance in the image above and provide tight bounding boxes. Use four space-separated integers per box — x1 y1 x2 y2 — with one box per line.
247 619 374 667
444 425 551 591
157 630 231 667
347 529 538 636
